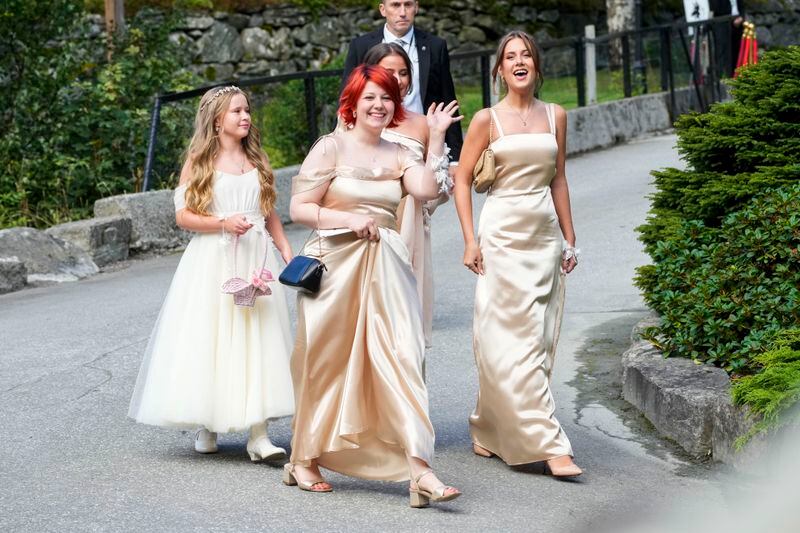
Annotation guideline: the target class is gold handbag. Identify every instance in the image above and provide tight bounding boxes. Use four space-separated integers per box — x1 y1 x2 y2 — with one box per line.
472 111 496 193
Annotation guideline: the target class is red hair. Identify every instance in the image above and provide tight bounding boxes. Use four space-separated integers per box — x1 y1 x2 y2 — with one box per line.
339 64 406 128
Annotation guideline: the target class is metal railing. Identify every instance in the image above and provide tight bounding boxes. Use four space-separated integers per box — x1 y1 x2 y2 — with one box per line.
142 15 736 190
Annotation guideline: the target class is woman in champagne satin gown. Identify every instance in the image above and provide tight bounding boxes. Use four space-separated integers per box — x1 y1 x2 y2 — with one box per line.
285 65 463 507
453 32 583 477
363 43 453 348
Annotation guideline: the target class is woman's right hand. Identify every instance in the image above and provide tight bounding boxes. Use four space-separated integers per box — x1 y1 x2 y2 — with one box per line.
347 213 380 241
222 214 253 236
463 242 484 275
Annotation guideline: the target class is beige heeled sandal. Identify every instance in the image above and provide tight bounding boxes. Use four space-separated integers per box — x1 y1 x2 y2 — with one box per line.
472 443 494 458
409 469 461 508
546 458 583 478
282 463 333 493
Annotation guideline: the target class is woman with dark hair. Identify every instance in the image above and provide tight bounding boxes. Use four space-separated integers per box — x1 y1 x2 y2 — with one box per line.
362 42 453 349
285 64 463 507
453 31 582 477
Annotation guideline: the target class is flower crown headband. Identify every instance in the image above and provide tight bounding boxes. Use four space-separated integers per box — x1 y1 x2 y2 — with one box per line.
200 85 241 113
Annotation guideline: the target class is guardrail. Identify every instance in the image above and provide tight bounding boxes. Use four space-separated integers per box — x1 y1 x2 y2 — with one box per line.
143 15 736 190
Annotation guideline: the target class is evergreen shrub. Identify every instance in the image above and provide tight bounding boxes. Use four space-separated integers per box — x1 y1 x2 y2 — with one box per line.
636 183 800 373
638 47 800 254
732 329 800 443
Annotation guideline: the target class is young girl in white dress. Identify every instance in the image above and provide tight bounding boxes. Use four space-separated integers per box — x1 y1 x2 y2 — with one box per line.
128 86 295 461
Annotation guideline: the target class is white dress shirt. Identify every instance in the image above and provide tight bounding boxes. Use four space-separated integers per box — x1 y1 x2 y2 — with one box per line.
382 25 424 114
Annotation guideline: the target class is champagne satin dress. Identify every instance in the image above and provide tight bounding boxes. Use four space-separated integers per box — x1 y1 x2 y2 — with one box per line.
289 135 434 481
470 104 573 465
381 129 434 347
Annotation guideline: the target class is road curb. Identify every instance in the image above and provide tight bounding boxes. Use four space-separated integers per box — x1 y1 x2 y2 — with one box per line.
621 315 768 470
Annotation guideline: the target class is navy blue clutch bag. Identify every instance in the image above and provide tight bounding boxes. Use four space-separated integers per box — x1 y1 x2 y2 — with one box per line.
279 254 326 293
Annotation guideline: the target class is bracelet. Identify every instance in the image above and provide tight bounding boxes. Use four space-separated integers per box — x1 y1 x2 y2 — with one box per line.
562 246 580 263
426 143 453 195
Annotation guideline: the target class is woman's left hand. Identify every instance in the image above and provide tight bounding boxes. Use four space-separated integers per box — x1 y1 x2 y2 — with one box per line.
280 247 293 264
427 100 464 135
561 256 577 274
561 245 578 274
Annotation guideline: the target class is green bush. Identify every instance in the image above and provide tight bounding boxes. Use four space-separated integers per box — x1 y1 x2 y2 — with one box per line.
256 55 344 168
638 47 800 254
0 2 199 228
732 329 800 444
637 183 800 373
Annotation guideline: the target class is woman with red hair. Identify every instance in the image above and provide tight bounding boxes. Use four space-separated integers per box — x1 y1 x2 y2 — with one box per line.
285 65 462 508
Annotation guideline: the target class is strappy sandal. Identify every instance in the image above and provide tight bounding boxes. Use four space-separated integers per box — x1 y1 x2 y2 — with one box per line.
409 469 461 508
282 463 333 493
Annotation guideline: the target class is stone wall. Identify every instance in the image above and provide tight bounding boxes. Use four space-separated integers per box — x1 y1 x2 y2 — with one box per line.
750 0 800 49
123 1 800 83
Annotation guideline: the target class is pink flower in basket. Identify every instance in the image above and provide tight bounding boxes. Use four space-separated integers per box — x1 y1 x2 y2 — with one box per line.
221 268 274 307
251 268 274 295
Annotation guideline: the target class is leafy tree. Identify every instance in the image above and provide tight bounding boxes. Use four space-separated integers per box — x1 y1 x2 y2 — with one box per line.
0 2 200 228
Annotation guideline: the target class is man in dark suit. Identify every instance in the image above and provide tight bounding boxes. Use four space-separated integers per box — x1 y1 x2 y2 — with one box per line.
342 0 463 160
710 0 746 76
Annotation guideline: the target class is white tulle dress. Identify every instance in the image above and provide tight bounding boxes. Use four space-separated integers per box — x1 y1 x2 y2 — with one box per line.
128 169 295 433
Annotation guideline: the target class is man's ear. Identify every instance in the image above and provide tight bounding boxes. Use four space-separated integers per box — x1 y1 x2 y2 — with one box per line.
378 2 386 18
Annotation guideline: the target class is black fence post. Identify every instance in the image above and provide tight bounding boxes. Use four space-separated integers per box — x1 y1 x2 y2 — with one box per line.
142 96 162 192
678 26 706 113
707 22 720 102
663 27 675 121
575 38 586 107
480 54 491 108
622 35 632 97
659 27 670 92
304 76 318 147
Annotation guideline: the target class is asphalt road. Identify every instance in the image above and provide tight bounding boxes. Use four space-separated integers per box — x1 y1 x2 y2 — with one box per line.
0 134 736 532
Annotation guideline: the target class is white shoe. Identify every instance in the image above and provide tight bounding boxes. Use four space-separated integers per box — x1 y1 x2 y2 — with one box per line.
194 428 218 454
247 421 286 462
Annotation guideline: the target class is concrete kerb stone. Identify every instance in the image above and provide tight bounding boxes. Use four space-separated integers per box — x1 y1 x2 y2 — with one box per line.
94 190 191 253
46 216 132 267
622 315 768 469
0 227 99 284
0 257 27 294
566 88 697 155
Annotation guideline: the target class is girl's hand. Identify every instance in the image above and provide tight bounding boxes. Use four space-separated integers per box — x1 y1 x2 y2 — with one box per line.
279 247 293 264
427 100 464 136
223 214 253 235
463 242 484 275
347 213 380 241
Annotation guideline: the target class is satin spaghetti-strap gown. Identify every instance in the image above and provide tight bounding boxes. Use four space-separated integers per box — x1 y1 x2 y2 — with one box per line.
289 137 434 481
470 104 573 465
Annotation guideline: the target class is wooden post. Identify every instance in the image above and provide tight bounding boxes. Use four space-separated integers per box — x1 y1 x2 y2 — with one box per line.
104 0 125 60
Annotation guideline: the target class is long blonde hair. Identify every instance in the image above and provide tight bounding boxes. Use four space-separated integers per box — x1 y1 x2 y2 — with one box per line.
184 86 276 216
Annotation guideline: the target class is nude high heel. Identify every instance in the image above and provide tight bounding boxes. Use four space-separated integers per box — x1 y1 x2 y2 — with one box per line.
546 458 583 478
282 463 333 493
472 443 494 458
409 469 461 508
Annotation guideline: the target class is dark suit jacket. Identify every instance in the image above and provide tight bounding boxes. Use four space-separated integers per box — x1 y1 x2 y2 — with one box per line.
709 0 746 75
342 27 463 160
